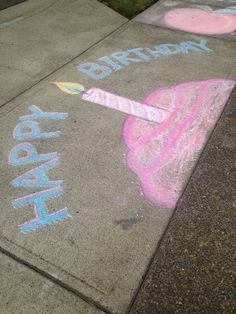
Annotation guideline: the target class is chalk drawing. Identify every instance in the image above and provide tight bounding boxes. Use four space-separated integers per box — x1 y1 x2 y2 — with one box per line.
52 82 85 94
12 187 70 234
54 82 169 124
9 142 58 167
11 158 62 188
19 105 68 121
9 105 70 233
13 120 62 140
123 79 235 208
164 8 236 34
53 79 235 209
216 7 236 14
77 39 212 80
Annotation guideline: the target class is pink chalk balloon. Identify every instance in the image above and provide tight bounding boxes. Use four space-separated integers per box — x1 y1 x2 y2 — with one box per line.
164 8 236 34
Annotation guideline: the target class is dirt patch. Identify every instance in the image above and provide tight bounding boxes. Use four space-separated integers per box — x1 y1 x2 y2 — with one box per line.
99 0 158 19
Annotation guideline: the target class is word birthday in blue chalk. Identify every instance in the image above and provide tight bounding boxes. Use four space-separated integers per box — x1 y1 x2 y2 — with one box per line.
77 39 213 80
8 105 71 234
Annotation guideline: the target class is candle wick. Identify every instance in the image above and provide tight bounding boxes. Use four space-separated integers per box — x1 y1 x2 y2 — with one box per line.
81 90 89 96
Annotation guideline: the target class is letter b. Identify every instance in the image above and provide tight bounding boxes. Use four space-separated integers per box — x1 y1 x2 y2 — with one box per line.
77 63 112 80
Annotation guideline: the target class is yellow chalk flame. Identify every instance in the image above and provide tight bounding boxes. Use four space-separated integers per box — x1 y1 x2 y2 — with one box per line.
52 82 85 95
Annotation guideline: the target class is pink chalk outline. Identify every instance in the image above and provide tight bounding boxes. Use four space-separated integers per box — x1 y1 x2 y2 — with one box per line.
83 87 169 123
164 8 236 35
123 79 235 208
53 79 235 209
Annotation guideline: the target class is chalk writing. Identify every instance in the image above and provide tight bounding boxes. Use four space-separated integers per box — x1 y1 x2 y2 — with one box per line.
11 158 62 188
54 82 169 124
53 79 235 209
9 106 70 234
9 142 58 167
13 187 70 234
123 79 235 208
216 7 236 14
164 8 236 35
14 120 62 140
19 105 68 121
77 39 212 80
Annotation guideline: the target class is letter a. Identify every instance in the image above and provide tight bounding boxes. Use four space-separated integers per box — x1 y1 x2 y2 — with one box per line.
11 158 62 188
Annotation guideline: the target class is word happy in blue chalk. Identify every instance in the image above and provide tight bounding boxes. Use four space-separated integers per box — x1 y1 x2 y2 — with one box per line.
8 105 70 234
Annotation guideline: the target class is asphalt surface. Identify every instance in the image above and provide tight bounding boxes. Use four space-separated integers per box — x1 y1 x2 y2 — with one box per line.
130 88 236 313
0 0 26 10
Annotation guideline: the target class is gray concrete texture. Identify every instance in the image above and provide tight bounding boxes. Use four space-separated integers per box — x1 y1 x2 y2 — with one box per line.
0 0 127 108
0 252 104 314
135 0 236 41
0 21 235 313
130 86 236 314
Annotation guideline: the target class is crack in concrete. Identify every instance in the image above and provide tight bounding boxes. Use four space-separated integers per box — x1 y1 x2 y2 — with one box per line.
0 0 58 28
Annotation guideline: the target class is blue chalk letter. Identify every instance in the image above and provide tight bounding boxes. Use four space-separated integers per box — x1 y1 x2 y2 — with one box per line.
14 120 61 140
186 40 212 52
8 142 58 167
127 48 151 61
19 105 68 121
12 187 70 233
77 63 112 80
99 56 124 72
11 158 62 188
111 51 143 66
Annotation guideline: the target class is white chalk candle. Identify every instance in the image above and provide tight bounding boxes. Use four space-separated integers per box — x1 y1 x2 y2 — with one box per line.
82 87 169 124
53 82 169 123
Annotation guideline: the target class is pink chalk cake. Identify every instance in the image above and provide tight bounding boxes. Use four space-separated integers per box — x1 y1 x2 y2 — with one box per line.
123 79 235 208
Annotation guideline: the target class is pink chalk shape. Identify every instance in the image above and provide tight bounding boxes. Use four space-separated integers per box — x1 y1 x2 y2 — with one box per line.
82 88 169 124
123 79 235 209
164 8 236 34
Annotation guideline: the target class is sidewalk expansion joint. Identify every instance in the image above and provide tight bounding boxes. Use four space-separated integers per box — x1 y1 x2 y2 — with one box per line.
0 18 129 115
0 245 113 314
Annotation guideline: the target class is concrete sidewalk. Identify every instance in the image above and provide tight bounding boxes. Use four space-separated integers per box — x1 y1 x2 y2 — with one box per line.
0 0 235 313
0 0 127 107
135 0 236 41
0 252 104 314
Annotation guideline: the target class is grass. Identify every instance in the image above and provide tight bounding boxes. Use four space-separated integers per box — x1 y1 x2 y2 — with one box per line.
99 0 158 19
